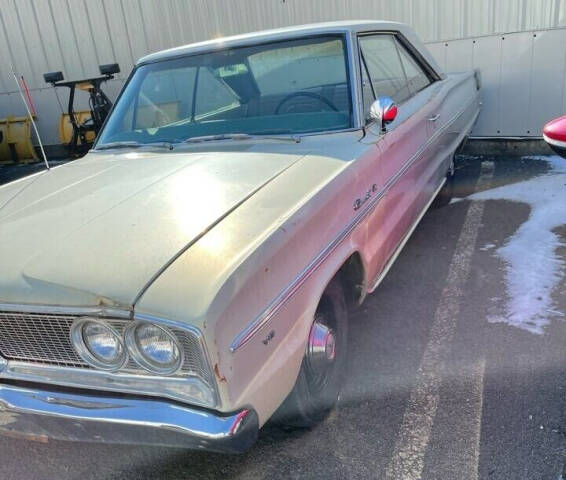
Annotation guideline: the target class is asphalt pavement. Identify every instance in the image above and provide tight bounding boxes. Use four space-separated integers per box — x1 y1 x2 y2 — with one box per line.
1 154 566 479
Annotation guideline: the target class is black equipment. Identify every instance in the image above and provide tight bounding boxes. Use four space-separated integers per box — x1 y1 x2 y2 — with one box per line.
44 63 120 155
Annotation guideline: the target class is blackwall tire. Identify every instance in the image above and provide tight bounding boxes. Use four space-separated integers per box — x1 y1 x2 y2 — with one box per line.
274 276 348 428
433 160 456 209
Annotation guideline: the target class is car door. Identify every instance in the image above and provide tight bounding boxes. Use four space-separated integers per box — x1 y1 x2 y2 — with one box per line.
395 39 442 211
358 33 436 276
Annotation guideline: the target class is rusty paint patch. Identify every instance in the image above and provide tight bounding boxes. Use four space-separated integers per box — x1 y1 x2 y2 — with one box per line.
0 429 49 443
214 363 227 382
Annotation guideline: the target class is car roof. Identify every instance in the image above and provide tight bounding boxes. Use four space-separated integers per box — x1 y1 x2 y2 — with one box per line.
136 20 444 79
138 20 404 64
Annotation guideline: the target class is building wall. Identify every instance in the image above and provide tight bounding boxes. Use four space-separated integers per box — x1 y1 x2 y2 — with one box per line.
1 0 566 145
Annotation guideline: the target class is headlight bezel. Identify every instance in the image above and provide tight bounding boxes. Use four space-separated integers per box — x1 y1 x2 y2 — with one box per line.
70 318 128 371
64 313 219 409
124 321 184 375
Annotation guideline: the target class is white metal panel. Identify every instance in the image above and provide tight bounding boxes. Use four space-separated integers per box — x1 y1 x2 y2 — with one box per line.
498 32 534 136
0 0 37 88
0 5 15 93
445 39 474 73
436 0 463 43
48 0 86 80
66 0 100 78
101 0 135 76
84 0 119 68
426 43 446 73
121 0 149 63
428 35 503 137
26 88 64 144
31 0 67 78
493 0 524 33
138 0 167 53
9 0 50 89
527 29 566 135
468 35 502 136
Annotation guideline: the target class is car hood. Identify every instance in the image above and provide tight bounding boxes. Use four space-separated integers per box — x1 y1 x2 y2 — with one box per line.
0 147 306 308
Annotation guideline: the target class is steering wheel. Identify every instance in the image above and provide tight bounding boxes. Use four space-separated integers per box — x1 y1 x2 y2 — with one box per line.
275 91 339 115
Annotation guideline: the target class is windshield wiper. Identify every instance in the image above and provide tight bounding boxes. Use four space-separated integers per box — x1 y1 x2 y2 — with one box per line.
95 141 175 151
184 133 300 144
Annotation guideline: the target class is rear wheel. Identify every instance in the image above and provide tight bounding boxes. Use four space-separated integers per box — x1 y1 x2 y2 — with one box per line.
433 158 456 208
274 276 348 428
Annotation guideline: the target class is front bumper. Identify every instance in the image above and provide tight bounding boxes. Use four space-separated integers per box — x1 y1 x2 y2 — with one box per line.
0 383 258 453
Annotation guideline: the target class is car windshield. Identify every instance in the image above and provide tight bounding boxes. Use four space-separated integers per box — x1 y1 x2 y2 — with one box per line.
96 35 352 146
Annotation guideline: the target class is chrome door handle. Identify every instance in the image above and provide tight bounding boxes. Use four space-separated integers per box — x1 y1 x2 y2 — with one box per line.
428 114 440 122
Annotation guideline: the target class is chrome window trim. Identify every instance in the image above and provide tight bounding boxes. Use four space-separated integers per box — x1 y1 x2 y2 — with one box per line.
346 30 364 129
298 127 363 138
357 30 442 82
357 30 437 129
97 33 358 149
231 93 477 352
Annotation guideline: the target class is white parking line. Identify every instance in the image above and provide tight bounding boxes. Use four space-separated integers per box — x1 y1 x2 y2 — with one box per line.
385 162 494 480
468 357 486 479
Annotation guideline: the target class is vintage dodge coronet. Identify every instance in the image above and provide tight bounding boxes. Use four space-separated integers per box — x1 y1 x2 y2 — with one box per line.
0 21 479 452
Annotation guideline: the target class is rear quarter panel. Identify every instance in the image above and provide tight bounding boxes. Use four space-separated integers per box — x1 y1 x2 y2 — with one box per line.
428 72 480 190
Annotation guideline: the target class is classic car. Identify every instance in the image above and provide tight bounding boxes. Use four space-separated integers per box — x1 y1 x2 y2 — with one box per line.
0 21 479 453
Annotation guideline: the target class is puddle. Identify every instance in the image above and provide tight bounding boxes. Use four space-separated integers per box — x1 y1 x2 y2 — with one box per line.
468 156 566 334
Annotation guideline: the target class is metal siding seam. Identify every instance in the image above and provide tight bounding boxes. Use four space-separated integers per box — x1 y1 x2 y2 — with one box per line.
525 32 536 135
100 0 118 70
119 0 136 66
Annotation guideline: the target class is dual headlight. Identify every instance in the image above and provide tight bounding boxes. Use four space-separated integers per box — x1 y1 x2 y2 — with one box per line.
70 319 183 375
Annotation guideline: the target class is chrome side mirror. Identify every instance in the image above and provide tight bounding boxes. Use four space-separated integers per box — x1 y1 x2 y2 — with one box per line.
369 96 398 133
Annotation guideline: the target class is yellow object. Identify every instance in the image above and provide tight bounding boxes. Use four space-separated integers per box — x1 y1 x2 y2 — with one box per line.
0 116 38 164
59 110 96 145
78 82 94 91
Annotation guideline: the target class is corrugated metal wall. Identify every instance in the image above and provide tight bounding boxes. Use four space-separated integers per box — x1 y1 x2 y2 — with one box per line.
1 0 566 144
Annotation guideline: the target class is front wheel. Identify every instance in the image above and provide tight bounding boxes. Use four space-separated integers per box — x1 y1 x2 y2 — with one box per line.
274 276 348 428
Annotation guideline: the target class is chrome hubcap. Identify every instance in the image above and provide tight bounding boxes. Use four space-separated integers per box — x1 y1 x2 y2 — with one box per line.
306 317 336 386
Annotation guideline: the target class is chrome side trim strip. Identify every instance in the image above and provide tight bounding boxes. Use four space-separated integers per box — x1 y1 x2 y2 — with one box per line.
230 187 388 352
0 303 131 319
230 95 478 352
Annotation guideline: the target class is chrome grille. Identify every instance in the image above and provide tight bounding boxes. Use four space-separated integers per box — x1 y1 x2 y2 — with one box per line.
0 311 209 380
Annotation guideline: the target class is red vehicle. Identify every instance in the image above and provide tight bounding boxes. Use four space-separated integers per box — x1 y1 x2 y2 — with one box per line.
543 115 566 158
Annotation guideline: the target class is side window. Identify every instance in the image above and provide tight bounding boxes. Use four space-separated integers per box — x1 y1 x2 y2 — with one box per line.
396 40 432 95
358 34 411 104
